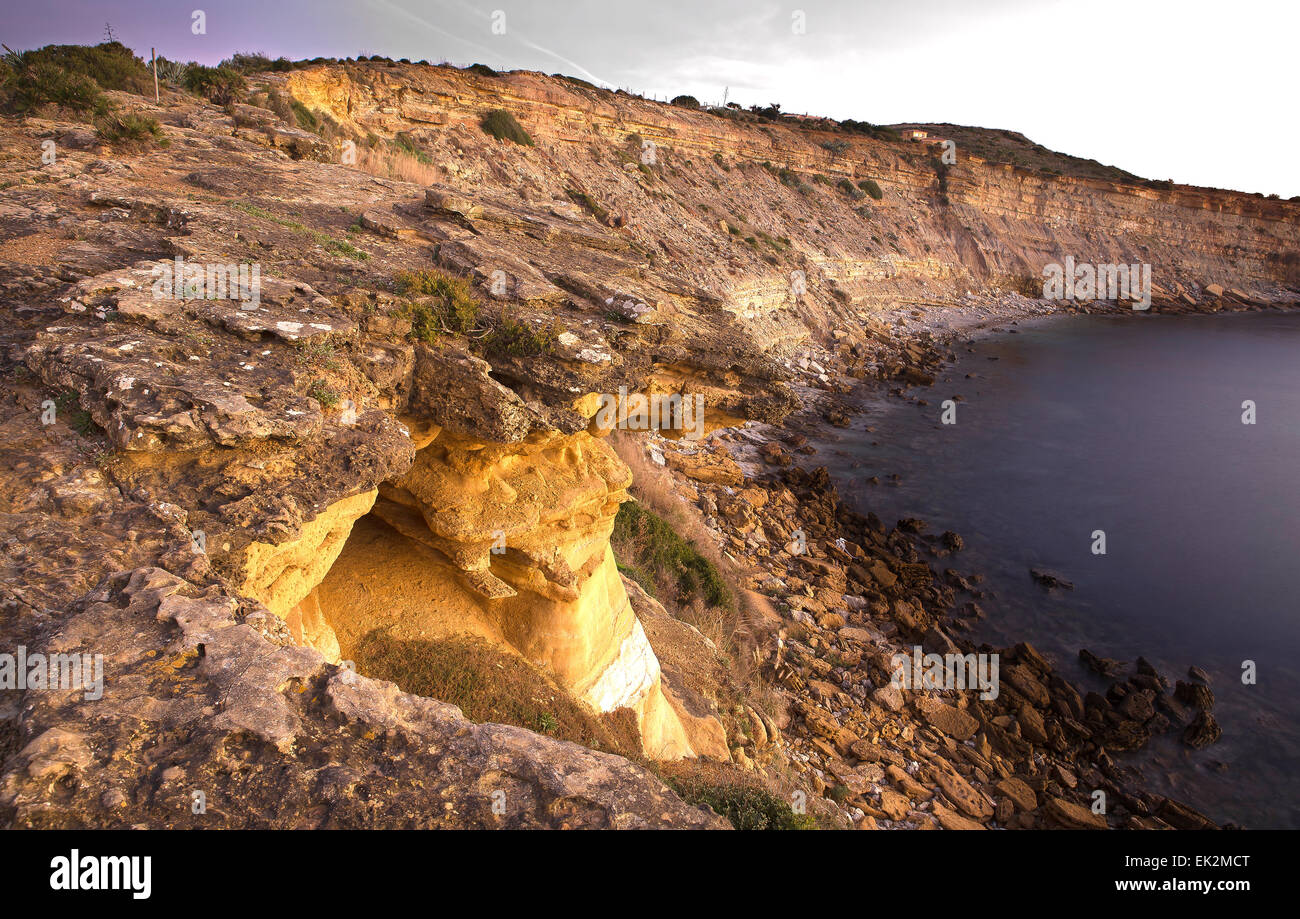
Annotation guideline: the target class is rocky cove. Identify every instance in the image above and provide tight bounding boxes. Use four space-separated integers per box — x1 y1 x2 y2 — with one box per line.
0 48 1297 829
797 307 1300 829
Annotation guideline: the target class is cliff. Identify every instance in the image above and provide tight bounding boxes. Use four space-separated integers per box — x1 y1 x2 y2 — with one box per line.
0 56 1294 828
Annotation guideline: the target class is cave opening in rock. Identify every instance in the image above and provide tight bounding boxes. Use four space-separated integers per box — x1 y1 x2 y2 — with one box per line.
243 426 711 760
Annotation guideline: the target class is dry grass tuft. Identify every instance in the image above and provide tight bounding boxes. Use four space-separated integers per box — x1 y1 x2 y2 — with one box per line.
353 146 441 186
354 630 642 757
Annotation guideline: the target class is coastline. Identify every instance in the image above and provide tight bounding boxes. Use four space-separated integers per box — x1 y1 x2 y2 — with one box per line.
644 296 1299 828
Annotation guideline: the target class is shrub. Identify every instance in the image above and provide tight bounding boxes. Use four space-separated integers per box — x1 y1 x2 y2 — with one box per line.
859 178 883 199
481 311 555 358
395 269 480 337
95 111 168 149
671 94 700 109
0 41 156 115
219 51 272 73
2 41 148 100
154 57 190 89
183 65 246 105
52 389 100 436
465 63 499 77
265 88 294 123
821 139 850 156
1 60 103 114
837 177 865 200
306 379 339 409
480 108 533 145
612 500 732 610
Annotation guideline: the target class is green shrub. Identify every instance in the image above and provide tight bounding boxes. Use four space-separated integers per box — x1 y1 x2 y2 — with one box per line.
859 178 883 199
396 269 481 337
837 177 865 200
0 41 154 115
218 52 271 73
612 501 732 610
216 51 291 74
481 311 555 358
465 63 499 77
265 88 294 123
52 389 100 436
306 379 339 409
671 94 700 109
660 764 815 830
1 41 149 108
1 60 103 114
480 108 533 145
183 65 246 105
94 111 168 149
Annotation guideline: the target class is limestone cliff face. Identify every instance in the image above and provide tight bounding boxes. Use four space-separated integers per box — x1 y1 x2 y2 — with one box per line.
281 61 1300 331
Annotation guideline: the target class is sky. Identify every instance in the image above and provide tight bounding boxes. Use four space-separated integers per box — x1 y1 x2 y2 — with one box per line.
2 0 1295 197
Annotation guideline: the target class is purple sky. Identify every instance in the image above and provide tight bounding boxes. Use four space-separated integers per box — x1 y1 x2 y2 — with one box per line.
3 0 1296 198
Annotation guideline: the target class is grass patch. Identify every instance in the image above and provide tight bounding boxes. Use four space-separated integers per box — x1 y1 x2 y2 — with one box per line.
306 379 339 409
353 631 641 755
393 131 432 163
289 98 319 132
94 111 168 150
52 389 99 436
395 269 480 337
612 500 732 611
227 201 369 260
659 761 815 830
480 108 533 145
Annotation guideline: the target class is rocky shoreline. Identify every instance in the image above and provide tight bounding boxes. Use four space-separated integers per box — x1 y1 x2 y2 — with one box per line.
642 297 1284 829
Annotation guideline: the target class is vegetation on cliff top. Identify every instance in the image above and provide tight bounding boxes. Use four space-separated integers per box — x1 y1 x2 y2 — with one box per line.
0 40 149 114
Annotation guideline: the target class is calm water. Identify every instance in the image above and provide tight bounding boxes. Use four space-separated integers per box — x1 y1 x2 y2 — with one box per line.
813 311 1300 828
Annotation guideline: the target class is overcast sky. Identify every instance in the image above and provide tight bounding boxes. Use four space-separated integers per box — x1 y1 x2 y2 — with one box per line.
4 0 1295 197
